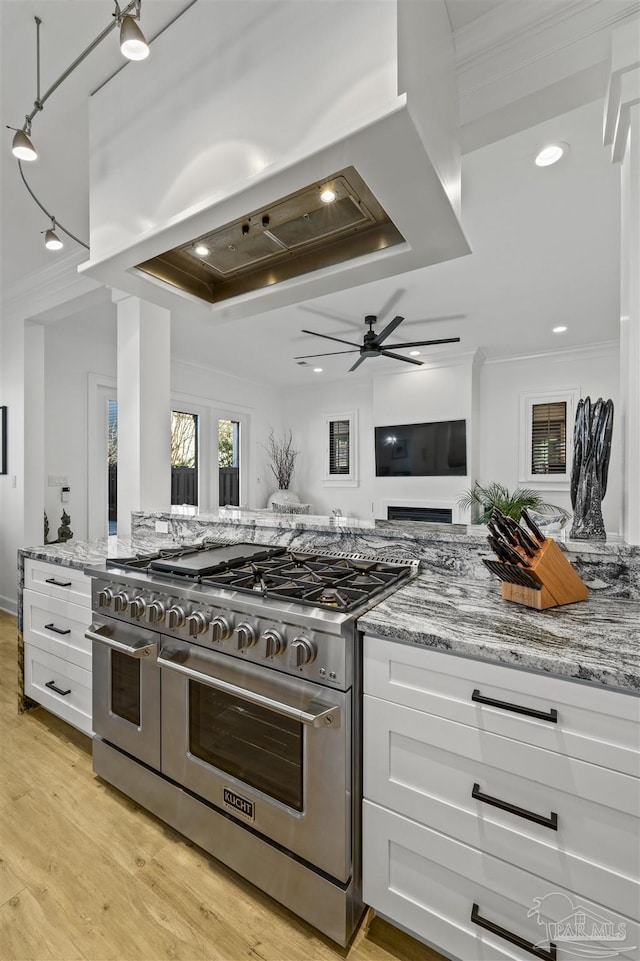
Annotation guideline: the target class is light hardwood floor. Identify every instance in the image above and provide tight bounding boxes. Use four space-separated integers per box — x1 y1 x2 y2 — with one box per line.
0 612 444 961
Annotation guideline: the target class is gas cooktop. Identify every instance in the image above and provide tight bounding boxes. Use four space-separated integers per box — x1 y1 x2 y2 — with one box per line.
106 543 413 612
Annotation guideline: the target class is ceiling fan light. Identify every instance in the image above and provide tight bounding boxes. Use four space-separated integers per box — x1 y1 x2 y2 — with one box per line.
44 227 63 251
120 15 149 60
12 127 37 161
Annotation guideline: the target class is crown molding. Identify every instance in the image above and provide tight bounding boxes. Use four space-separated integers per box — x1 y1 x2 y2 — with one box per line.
1 250 103 320
483 339 619 365
457 0 639 98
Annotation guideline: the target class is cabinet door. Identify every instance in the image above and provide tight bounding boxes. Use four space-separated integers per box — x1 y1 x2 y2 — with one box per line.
364 635 640 776
23 589 92 671
363 800 638 961
364 694 640 918
24 643 92 736
24 559 91 609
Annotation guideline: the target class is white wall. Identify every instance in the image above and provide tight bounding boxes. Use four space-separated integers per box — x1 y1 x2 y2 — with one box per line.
44 303 117 543
479 343 621 533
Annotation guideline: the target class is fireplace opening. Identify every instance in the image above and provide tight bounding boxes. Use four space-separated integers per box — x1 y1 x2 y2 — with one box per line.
387 506 453 524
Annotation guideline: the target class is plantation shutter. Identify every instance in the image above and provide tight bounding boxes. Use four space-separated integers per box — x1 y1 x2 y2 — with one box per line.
328 419 350 475
531 402 566 474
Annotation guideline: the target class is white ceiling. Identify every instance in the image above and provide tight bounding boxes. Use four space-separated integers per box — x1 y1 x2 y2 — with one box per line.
1 0 637 389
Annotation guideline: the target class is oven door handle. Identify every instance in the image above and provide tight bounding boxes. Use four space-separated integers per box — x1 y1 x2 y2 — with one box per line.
86 623 158 659
157 650 341 729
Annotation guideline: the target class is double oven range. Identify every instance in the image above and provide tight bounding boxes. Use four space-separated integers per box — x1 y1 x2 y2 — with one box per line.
85 542 415 946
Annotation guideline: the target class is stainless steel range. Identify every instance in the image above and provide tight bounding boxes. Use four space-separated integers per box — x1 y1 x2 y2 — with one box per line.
85 542 415 946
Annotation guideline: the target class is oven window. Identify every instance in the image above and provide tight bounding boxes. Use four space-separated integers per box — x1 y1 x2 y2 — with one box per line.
111 651 141 726
188 680 303 811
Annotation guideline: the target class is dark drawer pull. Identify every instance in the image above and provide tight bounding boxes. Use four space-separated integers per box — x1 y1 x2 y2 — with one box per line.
472 688 558 723
472 783 558 831
45 577 72 588
44 622 71 636
471 903 557 960
45 680 71 696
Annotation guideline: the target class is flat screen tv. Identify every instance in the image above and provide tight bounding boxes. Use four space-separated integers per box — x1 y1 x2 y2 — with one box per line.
374 420 467 477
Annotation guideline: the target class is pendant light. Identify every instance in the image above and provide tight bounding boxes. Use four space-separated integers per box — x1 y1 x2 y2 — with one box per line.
119 13 149 60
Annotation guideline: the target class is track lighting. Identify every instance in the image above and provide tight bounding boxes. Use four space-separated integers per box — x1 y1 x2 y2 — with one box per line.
44 221 63 251
119 13 149 60
9 2 151 255
11 125 37 162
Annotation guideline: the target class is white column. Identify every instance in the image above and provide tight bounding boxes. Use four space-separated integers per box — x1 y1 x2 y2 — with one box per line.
604 21 640 545
115 293 171 536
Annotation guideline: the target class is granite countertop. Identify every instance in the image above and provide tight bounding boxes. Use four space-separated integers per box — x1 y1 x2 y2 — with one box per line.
359 572 640 693
19 531 640 694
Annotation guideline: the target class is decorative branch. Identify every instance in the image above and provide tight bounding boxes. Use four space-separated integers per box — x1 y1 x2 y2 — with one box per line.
262 429 300 490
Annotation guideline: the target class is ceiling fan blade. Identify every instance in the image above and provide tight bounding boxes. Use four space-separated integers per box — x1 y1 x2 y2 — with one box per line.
294 349 360 359
348 355 368 372
374 315 404 345
389 337 461 349
380 349 423 366
300 329 362 349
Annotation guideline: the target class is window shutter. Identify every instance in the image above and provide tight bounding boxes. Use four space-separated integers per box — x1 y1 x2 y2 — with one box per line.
531 402 566 475
329 419 350 475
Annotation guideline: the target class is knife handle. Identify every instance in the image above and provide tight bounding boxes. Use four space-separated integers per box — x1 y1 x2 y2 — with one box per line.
521 508 546 543
504 517 536 557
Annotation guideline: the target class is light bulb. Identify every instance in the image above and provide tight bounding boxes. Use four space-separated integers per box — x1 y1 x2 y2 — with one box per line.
320 187 337 204
535 143 567 167
44 228 63 251
194 244 209 256
12 128 37 162
120 15 149 60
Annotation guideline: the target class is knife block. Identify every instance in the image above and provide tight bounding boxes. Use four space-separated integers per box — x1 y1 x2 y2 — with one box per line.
501 537 589 610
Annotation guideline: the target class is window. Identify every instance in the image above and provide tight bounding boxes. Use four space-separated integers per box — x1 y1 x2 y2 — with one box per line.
171 410 198 505
519 389 578 485
323 411 358 486
531 401 566 474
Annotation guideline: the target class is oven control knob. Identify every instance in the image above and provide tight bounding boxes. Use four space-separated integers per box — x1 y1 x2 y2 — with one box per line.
186 611 209 637
97 587 114 608
130 596 147 619
211 615 233 643
235 622 258 650
262 628 285 659
289 636 316 668
113 590 133 613
147 599 168 624
167 604 188 629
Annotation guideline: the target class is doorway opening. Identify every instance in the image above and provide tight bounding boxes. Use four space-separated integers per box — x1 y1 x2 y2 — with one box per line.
219 419 240 506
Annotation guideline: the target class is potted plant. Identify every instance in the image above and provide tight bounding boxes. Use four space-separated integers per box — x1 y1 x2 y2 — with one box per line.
458 481 570 525
263 429 301 506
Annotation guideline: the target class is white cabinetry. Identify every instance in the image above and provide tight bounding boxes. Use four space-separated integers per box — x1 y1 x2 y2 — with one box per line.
363 636 640 961
23 559 93 736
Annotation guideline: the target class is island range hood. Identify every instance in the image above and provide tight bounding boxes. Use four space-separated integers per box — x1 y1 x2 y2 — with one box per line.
81 1 470 320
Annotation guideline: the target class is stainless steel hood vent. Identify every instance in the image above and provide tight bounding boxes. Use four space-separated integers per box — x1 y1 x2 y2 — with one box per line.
135 167 405 304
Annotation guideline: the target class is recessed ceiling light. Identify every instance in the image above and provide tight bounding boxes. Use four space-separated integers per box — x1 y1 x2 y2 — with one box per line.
313 367 323 373
409 350 420 356
553 326 567 333
319 187 337 204
194 244 209 256
535 143 568 167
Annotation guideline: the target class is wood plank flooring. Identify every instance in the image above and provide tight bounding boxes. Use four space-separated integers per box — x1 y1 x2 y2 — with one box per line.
0 612 444 961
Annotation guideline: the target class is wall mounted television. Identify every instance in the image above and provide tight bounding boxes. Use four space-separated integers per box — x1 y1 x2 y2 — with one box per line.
374 420 467 477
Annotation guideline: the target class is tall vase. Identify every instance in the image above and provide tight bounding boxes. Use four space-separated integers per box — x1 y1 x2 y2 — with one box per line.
569 396 613 541
267 489 300 509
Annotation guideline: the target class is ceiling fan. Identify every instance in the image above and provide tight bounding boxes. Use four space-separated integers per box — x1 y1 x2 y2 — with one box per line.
294 314 461 372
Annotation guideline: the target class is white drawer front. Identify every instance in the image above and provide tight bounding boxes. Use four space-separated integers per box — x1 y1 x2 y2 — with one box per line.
23 589 92 671
365 696 640 918
24 643 92 736
24 559 91 608
363 801 639 961
364 635 640 775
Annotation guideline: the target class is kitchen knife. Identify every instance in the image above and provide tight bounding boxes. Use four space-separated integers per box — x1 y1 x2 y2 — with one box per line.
482 558 542 590
521 508 546 544
487 534 514 563
504 517 537 557
491 510 520 548
496 538 531 567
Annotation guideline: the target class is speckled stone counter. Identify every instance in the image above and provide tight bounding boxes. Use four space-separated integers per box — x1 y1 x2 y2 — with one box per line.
359 572 640 693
